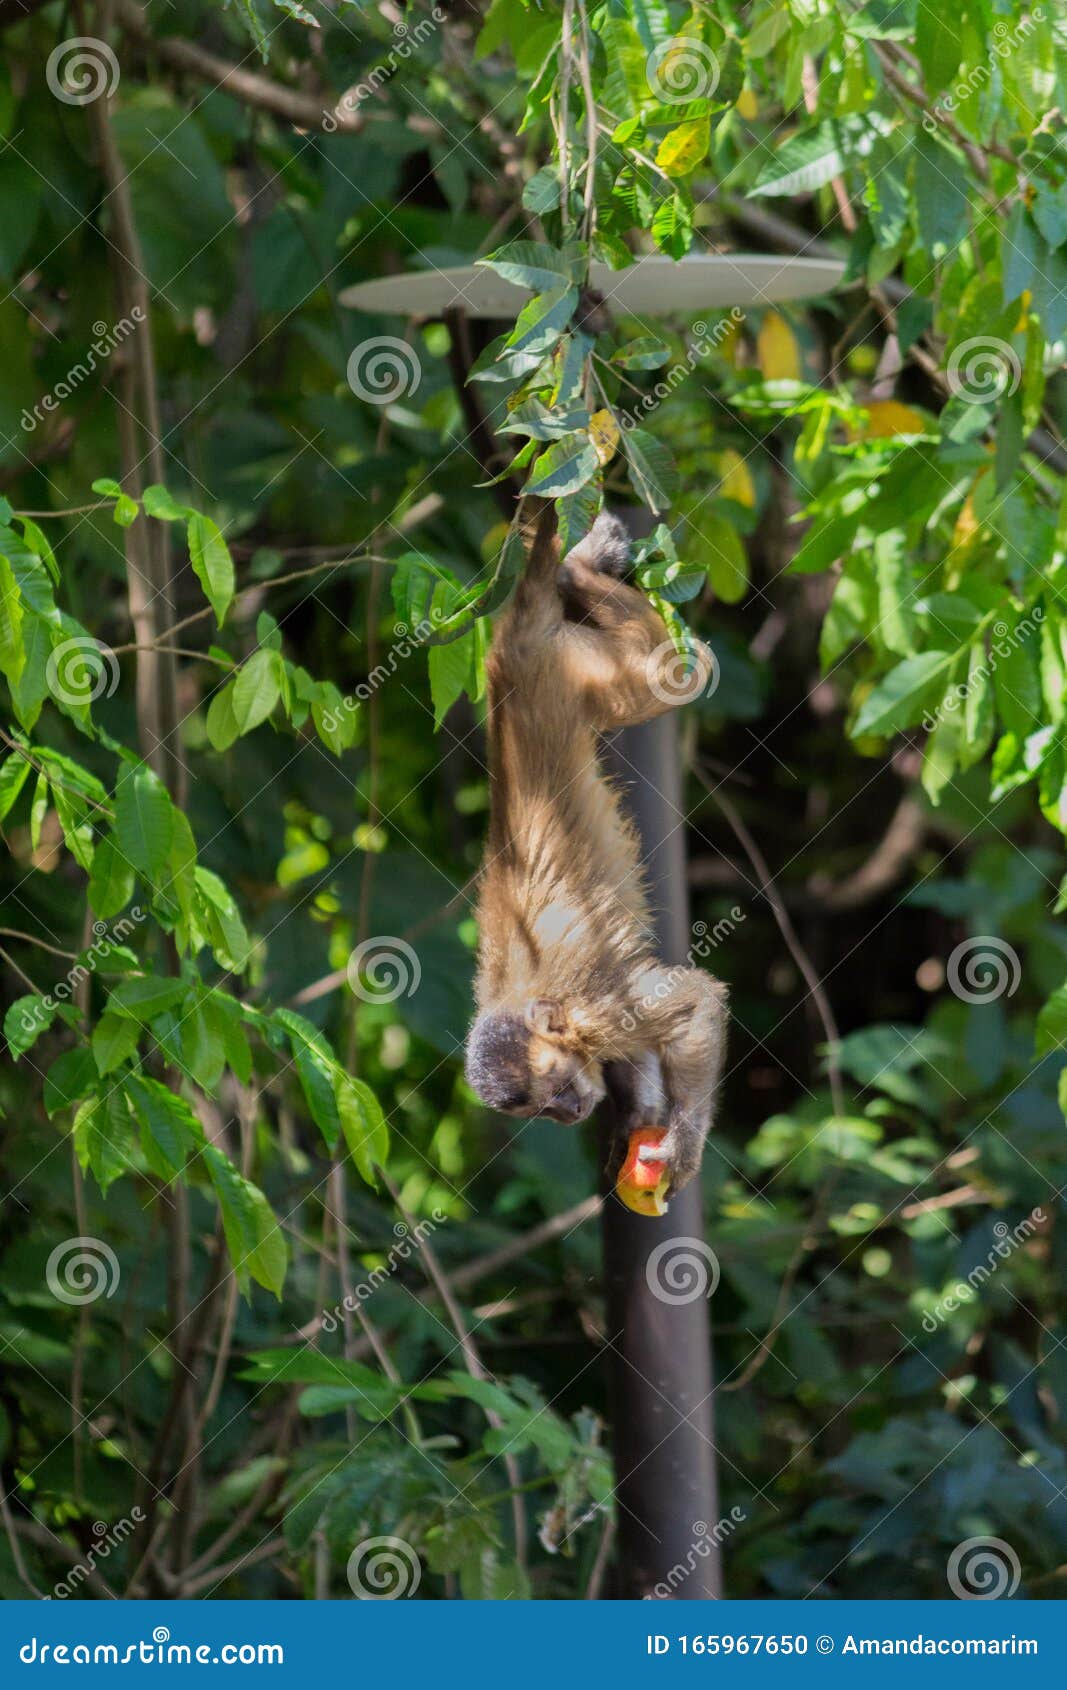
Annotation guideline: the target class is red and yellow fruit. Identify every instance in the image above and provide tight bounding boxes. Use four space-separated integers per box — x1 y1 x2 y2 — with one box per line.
615 1127 670 1218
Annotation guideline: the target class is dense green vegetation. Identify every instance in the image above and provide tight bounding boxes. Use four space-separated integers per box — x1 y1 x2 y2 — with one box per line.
0 0 1065 1599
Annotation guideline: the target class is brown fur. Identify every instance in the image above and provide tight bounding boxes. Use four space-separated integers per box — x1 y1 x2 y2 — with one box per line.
466 504 727 1192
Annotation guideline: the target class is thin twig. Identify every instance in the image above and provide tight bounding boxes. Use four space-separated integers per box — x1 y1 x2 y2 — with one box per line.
378 1168 530 1578
0 928 78 959
0 1494 46 1597
692 762 845 1115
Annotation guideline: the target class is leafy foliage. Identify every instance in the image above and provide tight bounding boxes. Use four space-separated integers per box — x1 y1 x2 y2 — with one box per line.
0 0 1065 1603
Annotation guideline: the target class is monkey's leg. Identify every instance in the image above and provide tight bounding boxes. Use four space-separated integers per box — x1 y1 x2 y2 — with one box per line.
634 969 727 1194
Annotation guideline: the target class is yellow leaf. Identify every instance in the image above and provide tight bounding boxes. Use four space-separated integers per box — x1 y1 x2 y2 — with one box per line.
717 448 756 509
953 494 978 547
589 409 620 466
655 117 711 179
756 311 801 381
736 87 759 120
946 469 990 584
1015 289 1031 332
858 400 929 438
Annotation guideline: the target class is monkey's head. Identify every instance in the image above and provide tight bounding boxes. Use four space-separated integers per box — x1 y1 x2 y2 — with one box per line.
465 1000 606 1124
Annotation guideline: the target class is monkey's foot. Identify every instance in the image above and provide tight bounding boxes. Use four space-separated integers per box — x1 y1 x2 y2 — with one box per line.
637 1116 705 1195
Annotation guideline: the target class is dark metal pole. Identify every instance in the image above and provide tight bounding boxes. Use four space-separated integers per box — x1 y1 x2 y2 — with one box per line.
599 713 721 1600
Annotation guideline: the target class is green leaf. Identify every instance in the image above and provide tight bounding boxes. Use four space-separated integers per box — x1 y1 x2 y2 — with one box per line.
88 834 136 920
4 993 61 1058
334 1073 389 1185
623 427 677 512
0 554 25 686
92 1012 141 1076
874 530 918 657
479 240 583 294
612 337 670 371
853 651 952 738
526 435 599 499
28 767 48 853
750 121 845 198
183 992 229 1091
0 750 31 823
522 166 559 214
125 1074 199 1178
205 682 240 751
274 1009 343 1149
108 974 187 1023
203 1143 288 1297
1036 987 1067 1059
44 1047 98 1116
187 513 235 627
690 510 748 603
992 609 1042 739
73 1090 136 1193
429 626 480 727
915 8 961 95
232 647 282 735
506 284 578 357
194 868 251 972
143 484 192 521
913 130 969 260
114 763 174 881
650 190 693 259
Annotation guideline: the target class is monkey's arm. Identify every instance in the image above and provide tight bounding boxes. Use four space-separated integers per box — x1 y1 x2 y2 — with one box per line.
559 560 714 731
603 1052 667 1182
631 969 727 1193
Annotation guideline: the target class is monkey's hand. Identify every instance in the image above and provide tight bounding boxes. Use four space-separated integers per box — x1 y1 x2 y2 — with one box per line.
637 1108 706 1196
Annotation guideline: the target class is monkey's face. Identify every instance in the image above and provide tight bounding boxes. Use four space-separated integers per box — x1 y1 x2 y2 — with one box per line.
465 1001 606 1125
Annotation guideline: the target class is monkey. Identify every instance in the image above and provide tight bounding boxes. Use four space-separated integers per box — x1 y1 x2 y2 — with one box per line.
464 502 727 1198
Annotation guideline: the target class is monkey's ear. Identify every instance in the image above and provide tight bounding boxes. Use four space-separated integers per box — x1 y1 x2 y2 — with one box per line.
524 998 567 1037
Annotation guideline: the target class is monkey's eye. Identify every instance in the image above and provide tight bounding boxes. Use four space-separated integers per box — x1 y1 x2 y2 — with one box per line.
500 1090 529 1111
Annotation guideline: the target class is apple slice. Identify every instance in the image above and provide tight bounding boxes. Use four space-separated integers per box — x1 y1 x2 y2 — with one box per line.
615 1126 669 1218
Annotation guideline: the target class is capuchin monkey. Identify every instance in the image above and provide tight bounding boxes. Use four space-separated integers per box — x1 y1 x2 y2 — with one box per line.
464 503 727 1197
